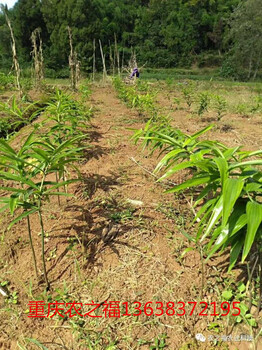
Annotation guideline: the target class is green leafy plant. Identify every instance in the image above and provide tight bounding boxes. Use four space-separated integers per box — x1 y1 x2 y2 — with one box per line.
197 91 210 116
250 96 262 113
212 94 227 120
113 77 157 117
178 81 196 108
79 79 92 101
0 96 41 132
134 119 262 314
150 334 167 350
0 133 83 289
0 88 91 289
110 208 135 223
173 97 181 110
235 103 249 117
0 73 15 91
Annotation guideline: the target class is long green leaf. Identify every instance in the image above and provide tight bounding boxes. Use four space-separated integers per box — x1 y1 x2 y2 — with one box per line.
166 175 211 193
154 149 184 173
242 201 262 262
25 338 49 350
230 160 262 170
200 196 223 242
8 208 38 229
0 139 16 154
229 238 244 272
222 178 244 226
158 161 194 181
9 195 18 215
214 157 228 188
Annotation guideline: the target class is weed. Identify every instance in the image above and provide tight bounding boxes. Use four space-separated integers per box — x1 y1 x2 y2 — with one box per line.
150 334 168 350
0 73 15 91
236 103 249 117
110 208 135 223
250 96 262 113
173 97 181 110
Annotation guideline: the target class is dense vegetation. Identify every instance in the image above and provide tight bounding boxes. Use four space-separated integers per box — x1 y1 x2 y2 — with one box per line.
0 0 262 80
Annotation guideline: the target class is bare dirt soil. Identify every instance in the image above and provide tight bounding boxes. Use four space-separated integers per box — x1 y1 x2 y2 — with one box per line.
0 83 261 350
155 82 262 151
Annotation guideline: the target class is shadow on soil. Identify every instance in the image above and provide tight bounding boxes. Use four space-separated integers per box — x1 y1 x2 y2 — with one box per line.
48 171 143 282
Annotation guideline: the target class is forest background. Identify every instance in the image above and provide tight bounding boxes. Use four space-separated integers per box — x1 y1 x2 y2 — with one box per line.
0 0 261 81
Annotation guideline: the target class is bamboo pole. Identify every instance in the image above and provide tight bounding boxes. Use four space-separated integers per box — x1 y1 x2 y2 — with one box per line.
121 48 125 74
68 26 76 90
38 30 44 80
92 38 96 81
2 5 22 95
31 28 44 88
109 40 115 76
113 41 116 76
68 26 80 90
114 33 120 76
76 55 81 84
99 39 107 82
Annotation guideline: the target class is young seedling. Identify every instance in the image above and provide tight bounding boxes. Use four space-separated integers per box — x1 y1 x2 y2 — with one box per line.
197 91 210 116
212 94 227 121
0 96 41 135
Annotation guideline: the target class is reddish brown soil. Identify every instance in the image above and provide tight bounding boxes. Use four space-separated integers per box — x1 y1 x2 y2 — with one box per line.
0 84 261 350
156 86 262 151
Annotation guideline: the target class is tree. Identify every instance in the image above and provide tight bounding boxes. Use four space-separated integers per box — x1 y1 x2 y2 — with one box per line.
12 0 48 61
0 9 12 70
227 0 262 80
0 0 248 72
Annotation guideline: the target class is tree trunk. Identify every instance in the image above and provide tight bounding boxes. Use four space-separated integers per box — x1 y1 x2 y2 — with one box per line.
253 50 262 80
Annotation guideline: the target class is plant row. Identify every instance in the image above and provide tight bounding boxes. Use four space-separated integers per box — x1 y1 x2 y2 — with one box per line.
133 120 262 272
0 87 92 290
172 80 262 119
133 119 262 320
113 77 157 117
112 78 262 317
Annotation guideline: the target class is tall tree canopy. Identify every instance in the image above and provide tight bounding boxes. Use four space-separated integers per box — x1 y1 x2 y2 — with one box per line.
225 0 262 79
2 0 261 81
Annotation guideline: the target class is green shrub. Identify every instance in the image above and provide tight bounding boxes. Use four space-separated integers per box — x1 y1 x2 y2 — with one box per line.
197 91 210 116
212 94 227 120
0 73 15 91
197 52 223 68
